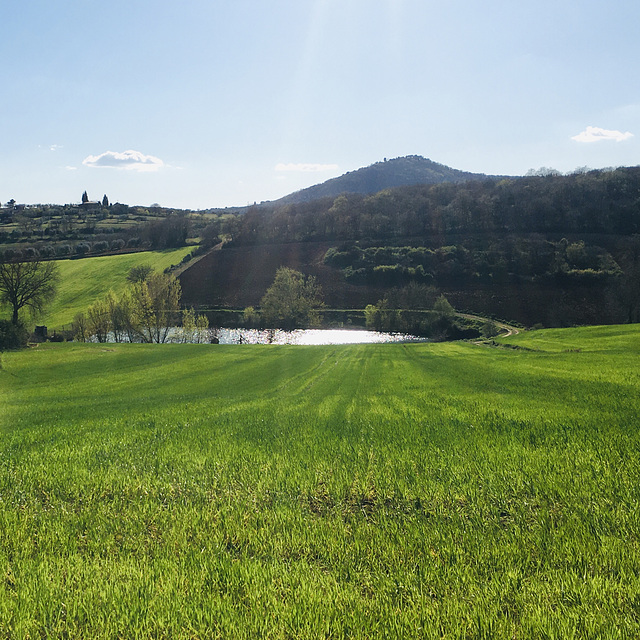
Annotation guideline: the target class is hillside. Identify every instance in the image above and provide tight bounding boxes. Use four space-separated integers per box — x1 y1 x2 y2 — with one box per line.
180 166 640 327
268 155 501 205
43 248 192 329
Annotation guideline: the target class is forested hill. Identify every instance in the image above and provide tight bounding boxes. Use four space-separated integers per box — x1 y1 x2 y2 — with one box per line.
270 155 500 205
237 167 640 244
182 166 640 327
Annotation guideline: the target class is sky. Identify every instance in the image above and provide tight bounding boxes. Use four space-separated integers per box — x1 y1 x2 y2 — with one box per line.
1 0 639 210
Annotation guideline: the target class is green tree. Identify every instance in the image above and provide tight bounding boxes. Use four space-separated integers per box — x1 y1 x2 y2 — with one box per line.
87 298 110 343
260 267 324 329
180 308 210 343
130 271 181 343
429 294 457 341
118 289 142 343
243 306 260 328
127 264 153 284
72 312 89 343
194 312 209 343
181 307 197 343
0 260 60 325
104 290 130 343
364 298 400 332
433 294 455 319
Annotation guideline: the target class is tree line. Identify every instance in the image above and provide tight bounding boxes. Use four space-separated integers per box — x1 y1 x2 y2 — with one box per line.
1 203 194 260
362 284 480 340
73 268 209 344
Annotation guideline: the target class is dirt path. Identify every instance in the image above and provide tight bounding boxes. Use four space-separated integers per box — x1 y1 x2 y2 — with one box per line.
173 242 224 278
455 312 522 338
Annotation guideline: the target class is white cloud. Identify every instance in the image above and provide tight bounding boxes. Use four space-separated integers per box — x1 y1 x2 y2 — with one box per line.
275 162 339 172
571 126 634 143
83 149 164 172
65 166 77 171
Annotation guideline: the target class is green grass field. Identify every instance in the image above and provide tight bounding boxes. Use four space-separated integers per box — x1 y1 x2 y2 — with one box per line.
42 247 193 329
1 326 639 638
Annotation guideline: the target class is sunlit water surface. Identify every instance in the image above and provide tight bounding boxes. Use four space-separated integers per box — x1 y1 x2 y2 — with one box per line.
215 328 428 345
98 328 428 345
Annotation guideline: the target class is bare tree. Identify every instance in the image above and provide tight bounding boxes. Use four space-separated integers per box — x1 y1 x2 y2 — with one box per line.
0 260 60 325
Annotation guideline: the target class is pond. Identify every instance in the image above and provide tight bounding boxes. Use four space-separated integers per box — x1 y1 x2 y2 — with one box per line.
213 328 428 345
93 327 429 345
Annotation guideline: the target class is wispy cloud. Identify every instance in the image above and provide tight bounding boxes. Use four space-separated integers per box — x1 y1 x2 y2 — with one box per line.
571 126 634 143
275 162 339 172
83 150 164 172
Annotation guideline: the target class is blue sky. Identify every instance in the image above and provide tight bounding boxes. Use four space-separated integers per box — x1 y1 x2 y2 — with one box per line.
2 0 639 209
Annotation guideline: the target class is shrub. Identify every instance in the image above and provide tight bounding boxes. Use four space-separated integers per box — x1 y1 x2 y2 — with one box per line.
75 242 91 255
343 267 367 284
0 320 28 350
371 264 409 286
324 247 360 268
92 240 109 253
22 247 39 259
110 238 125 251
2 248 23 261
39 245 55 258
481 320 500 338
243 306 260 328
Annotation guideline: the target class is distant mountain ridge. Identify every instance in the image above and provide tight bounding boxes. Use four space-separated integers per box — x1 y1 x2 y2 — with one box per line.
269 155 504 206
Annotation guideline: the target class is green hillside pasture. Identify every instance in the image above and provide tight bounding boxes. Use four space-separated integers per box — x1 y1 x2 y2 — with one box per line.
1 327 639 638
41 247 192 329
500 322 640 353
